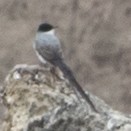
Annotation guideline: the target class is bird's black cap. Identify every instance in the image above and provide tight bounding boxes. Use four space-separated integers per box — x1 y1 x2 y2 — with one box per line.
38 23 55 32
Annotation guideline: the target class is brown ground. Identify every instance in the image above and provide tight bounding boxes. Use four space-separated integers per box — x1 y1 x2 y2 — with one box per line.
0 0 131 123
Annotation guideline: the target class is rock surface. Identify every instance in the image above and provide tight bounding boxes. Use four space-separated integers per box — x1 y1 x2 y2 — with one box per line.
1 65 131 131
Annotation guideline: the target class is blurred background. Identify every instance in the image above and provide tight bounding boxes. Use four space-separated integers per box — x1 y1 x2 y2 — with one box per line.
0 0 131 124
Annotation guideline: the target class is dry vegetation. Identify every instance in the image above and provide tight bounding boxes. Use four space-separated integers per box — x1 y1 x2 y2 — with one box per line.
0 0 131 119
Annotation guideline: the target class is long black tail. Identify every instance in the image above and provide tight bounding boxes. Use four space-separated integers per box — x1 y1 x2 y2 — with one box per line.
53 59 97 112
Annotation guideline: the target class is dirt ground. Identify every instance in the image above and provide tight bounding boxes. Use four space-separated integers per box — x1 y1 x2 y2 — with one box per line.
0 0 131 123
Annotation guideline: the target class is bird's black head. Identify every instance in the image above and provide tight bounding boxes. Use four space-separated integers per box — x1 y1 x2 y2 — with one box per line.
38 23 54 32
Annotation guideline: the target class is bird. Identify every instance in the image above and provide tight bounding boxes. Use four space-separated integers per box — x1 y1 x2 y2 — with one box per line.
33 23 97 112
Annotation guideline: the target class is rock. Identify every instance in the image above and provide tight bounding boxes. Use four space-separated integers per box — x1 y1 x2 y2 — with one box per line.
1 64 131 131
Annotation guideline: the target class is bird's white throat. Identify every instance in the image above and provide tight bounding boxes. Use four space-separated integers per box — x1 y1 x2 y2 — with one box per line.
38 29 55 35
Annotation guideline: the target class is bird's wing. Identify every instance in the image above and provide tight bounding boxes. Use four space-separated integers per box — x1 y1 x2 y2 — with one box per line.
35 41 62 63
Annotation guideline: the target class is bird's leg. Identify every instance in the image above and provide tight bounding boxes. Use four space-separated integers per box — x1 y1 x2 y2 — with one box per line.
50 66 65 81
39 61 49 68
38 61 63 80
